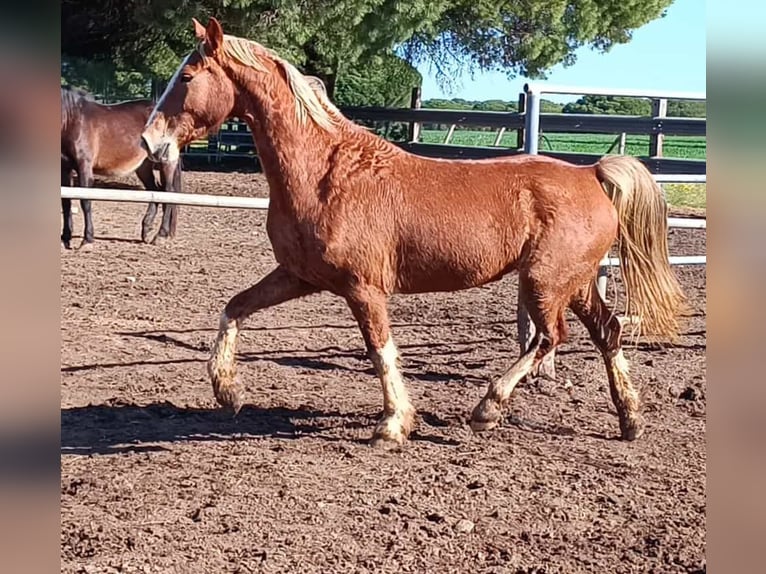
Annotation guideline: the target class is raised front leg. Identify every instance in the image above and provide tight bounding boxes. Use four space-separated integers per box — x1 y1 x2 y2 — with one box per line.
208 266 319 413
346 288 415 448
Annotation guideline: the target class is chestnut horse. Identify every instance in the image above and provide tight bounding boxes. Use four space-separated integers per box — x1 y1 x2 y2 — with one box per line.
142 18 686 448
61 85 182 249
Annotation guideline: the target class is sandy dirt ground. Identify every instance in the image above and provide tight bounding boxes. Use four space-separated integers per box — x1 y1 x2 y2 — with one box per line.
61 169 706 574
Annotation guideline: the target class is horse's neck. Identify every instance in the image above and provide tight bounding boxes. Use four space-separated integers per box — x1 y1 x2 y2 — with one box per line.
237 84 332 215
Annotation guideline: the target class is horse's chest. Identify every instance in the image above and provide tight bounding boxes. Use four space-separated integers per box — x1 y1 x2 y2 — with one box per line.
266 210 329 269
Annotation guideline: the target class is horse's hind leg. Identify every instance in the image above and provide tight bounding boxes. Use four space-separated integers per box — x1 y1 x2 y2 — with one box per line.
135 160 159 243
470 275 567 432
345 287 415 448
208 266 319 413
569 281 643 441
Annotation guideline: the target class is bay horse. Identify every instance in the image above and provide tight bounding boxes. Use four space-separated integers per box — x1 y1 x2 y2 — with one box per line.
61 85 183 249
141 17 686 448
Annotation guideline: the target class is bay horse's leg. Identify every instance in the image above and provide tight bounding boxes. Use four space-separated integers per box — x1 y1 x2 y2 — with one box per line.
61 199 73 249
135 160 159 243
61 165 74 249
208 266 319 413
569 282 644 441
76 159 95 248
345 289 415 448
470 276 566 432
154 160 181 243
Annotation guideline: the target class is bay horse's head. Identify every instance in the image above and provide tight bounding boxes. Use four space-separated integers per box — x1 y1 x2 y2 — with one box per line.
141 18 237 162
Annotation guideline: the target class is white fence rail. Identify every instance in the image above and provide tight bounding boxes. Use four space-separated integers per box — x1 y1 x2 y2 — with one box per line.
61 185 706 231
62 168 706 274
61 187 270 210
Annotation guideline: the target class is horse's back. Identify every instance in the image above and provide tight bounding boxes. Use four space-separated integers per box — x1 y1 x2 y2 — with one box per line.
83 99 154 176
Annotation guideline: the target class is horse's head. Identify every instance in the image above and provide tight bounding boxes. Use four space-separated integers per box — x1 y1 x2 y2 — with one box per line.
141 17 237 162
141 17 338 162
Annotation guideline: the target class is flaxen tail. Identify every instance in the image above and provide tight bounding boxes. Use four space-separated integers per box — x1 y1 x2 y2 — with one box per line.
596 155 687 341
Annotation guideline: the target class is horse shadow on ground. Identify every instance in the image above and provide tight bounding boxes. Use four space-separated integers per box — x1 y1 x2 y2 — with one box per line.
67 327 502 386
60 401 462 456
61 401 372 456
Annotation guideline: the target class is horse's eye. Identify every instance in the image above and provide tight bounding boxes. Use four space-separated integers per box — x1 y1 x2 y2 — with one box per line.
181 73 193 83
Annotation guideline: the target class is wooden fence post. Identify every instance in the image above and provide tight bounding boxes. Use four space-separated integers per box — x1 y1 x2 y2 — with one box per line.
650 98 667 157
408 86 422 143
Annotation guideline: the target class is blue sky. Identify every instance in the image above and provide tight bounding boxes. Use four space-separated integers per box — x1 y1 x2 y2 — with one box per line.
416 0 706 103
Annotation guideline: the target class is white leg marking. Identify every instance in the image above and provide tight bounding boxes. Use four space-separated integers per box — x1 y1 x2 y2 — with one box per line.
613 348 630 375
209 311 239 381
372 337 414 444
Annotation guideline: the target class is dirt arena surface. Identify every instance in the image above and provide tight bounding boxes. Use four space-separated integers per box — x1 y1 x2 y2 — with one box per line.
61 169 706 574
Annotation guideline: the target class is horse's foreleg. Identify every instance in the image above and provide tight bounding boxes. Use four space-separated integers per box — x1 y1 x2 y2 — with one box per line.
346 289 415 448
135 161 159 243
157 161 180 241
61 198 73 249
76 159 95 247
208 266 319 413
570 281 643 441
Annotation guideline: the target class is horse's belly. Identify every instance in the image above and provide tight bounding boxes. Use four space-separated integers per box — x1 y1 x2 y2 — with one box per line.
396 234 520 293
93 153 147 178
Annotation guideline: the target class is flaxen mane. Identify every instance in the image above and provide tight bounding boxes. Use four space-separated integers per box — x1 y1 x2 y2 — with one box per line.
216 36 342 132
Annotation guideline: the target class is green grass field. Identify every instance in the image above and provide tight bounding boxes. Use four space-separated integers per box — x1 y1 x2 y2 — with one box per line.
419 129 706 160
663 183 706 210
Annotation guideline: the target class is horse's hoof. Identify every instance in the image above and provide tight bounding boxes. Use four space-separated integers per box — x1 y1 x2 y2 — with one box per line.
371 411 414 448
370 435 405 451
620 414 645 441
469 419 499 433
213 381 242 416
77 240 94 251
151 234 169 246
469 399 502 433
371 425 407 450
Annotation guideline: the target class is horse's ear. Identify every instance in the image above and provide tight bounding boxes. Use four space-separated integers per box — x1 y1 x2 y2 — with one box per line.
206 17 224 55
192 18 206 41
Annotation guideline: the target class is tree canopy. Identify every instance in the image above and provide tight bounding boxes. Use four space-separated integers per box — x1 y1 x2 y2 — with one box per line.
62 0 674 101
562 95 706 117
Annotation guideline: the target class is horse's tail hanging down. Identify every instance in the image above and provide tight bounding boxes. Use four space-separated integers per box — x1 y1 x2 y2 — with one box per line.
595 155 687 341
